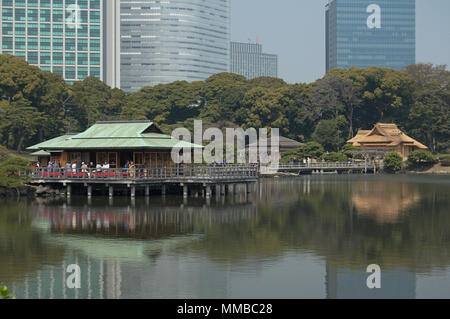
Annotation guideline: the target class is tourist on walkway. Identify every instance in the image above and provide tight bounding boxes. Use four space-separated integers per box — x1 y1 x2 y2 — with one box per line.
72 162 77 174
81 162 88 174
76 161 82 173
47 161 53 173
65 161 71 174
54 161 60 173
129 161 135 177
123 160 130 175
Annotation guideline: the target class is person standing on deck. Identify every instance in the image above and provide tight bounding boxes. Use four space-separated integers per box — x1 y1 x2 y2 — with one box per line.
76 161 82 173
81 162 88 174
129 161 135 177
47 161 53 173
54 161 60 173
65 161 71 174
124 161 130 175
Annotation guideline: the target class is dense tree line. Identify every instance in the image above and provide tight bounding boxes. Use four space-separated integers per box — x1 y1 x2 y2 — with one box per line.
0 54 448 153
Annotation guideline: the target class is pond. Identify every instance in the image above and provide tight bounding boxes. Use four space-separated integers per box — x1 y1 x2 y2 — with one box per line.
1 175 449 299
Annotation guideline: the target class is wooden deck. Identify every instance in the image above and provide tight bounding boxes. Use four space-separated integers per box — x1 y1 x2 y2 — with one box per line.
29 165 259 199
261 162 383 175
30 165 259 185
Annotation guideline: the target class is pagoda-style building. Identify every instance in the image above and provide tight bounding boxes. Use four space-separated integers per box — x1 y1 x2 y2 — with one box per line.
347 123 428 159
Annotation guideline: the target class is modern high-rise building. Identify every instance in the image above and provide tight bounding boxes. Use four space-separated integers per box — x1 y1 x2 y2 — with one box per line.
0 0 120 88
325 0 415 72
120 0 230 92
230 41 278 79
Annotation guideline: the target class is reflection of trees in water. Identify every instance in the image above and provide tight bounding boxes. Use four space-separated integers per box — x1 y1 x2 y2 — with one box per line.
0 201 66 285
193 178 450 272
32 203 258 240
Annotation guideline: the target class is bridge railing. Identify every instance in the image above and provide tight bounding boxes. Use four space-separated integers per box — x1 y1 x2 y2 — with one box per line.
262 162 382 170
30 165 259 182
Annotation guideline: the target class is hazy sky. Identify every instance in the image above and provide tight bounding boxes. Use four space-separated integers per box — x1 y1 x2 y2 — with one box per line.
231 0 450 84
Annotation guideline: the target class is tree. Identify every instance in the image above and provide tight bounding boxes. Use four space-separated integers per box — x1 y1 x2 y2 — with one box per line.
71 77 124 130
122 80 202 126
407 150 437 167
406 64 450 153
0 96 44 152
342 144 364 160
384 152 403 173
281 142 325 163
199 73 249 123
312 74 361 138
241 87 290 135
312 116 347 152
324 152 347 162
0 286 15 299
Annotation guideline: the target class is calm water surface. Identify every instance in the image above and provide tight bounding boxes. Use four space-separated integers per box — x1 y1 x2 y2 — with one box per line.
1 175 450 299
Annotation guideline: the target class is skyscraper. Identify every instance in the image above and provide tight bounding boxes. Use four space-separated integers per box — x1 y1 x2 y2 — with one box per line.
325 0 415 72
120 0 230 92
0 0 120 88
230 41 278 79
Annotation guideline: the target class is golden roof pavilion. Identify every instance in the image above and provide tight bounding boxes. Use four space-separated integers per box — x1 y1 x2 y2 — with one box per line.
347 123 428 158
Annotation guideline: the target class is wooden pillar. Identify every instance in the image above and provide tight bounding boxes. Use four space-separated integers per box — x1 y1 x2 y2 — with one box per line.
220 184 225 196
109 185 114 198
227 184 234 195
161 185 166 196
206 185 212 198
183 185 188 198
87 185 92 197
66 184 72 197
130 186 136 198
215 184 220 196
145 185 150 197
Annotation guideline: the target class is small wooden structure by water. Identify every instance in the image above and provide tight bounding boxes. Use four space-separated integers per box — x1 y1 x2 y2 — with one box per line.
27 121 259 198
347 123 428 159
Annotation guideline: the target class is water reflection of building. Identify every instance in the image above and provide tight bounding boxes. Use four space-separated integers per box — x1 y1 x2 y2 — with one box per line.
10 254 122 299
33 202 257 239
8 201 256 299
326 264 416 299
352 182 420 223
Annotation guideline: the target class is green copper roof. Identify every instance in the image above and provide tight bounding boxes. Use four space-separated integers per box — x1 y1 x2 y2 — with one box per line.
27 134 75 151
31 150 51 156
73 121 159 139
27 121 203 151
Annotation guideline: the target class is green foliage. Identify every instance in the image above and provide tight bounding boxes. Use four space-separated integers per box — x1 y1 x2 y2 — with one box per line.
406 64 450 153
281 142 325 163
342 144 364 159
0 54 447 156
0 147 31 187
384 152 403 173
0 286 14 299
312 116 347 152
324 152 347 163
407 150 437 166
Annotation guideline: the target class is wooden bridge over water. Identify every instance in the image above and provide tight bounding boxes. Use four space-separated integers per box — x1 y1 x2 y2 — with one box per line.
28 162 383 198
29 165 259 199
260 162 383 175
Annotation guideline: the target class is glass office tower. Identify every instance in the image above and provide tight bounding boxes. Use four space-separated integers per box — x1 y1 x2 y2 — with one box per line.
230 41 278 79
120 0 230 92
0 0 120 87
326 0 415 72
